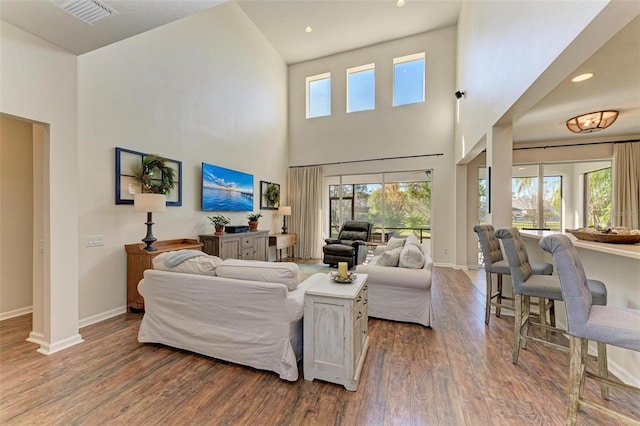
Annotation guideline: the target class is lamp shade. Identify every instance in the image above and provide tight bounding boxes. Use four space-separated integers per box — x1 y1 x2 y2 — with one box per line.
134 193 166 213
278 206 291 216
566 110 618 134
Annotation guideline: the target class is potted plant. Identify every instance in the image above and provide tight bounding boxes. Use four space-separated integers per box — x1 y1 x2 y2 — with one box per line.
208 215 230 235
247 212 263 231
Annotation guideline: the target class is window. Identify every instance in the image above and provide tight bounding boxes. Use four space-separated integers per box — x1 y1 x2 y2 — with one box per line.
329 173 432 243
584 167 611 228
511 165 563 231
347 63 375 113
306 72 331 118
393 52 425 106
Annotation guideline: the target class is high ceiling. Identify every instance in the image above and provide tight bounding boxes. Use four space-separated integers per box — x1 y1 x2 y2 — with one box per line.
0 0 638 145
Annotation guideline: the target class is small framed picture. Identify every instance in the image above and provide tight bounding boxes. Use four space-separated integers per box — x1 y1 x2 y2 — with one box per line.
260 181 280 210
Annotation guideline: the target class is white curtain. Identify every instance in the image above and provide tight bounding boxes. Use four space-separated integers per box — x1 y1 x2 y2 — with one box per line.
288 166 323 259
612 142 640 228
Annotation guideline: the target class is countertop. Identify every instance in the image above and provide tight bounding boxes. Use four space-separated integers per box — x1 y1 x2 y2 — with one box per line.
520 230 640 260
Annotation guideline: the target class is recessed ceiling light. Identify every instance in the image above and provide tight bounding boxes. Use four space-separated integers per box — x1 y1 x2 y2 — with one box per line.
304 26 313 33
397 0 406 6
571 73 594 83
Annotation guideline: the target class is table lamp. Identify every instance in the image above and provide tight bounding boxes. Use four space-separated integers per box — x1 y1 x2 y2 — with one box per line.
279 205 291 234
134 193 166 251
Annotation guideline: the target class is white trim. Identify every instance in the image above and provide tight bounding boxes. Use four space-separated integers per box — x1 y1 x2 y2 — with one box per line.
393 52 425 65
37 333 84 355
0 306 33 321
27 331 46 346
305 72 331 119
79 305 127 328
346 63 375 113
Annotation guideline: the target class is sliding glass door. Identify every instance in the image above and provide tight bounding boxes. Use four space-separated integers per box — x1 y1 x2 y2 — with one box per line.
328 171 432 242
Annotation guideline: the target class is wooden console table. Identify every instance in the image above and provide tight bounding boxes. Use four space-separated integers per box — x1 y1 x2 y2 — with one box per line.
124 238 202 312
199 230 269 261
269 233 297 261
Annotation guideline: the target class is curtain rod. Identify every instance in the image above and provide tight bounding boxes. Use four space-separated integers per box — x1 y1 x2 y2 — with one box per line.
513 138 640 151
289 152 444 169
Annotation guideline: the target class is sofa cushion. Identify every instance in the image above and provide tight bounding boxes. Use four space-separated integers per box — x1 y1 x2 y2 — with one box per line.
216 259 300 291
399 243 425 269
153 252 222 276
377 247 402 267
385 237 405 251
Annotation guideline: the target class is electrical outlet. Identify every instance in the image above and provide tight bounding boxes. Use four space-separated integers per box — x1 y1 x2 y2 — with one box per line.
443 248 448 254
86 235 104 247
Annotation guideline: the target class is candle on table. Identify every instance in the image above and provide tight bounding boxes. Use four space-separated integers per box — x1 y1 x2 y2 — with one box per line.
338 262 348 279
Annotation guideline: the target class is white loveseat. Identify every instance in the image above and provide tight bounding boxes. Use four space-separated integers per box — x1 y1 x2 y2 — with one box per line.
356 236 433 327
137 255 313 381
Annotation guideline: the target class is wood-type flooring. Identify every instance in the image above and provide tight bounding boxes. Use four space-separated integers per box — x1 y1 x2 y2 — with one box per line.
1 266 638 425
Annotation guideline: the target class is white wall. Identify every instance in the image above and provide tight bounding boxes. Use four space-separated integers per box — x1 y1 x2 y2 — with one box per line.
288 27 457 265
77 2 289 321
0 115 33 318
0 21 81 353
455 0 609 161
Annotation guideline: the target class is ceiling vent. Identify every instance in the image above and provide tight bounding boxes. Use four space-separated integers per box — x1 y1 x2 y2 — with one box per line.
52 0 118 25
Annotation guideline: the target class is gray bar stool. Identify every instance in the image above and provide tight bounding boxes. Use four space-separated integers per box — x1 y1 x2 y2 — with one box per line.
495 228 608 374
540 234 639 425
473 224 554 325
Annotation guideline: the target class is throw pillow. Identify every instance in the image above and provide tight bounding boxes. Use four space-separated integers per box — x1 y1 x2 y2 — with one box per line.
215 259 300 291
153 252 222 276
377 246 402 267
385 237 405 251
405 234 420 247
399 244 425 269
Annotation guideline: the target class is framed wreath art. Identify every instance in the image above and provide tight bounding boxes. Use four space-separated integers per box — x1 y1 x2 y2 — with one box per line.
260 181 280 210
115 147 182 206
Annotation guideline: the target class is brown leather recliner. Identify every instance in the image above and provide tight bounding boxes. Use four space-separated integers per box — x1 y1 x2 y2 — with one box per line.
323 221 373 268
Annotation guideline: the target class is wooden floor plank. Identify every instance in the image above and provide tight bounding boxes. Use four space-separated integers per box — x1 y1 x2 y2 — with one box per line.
1 265 639 425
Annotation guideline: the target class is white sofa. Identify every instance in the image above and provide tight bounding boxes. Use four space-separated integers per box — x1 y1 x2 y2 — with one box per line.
137 256 313 381
356 238 433 327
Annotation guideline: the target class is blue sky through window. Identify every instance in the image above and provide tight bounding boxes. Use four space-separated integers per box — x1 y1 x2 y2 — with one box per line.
309 77 331 118
348 69 375 112
394 58 425 106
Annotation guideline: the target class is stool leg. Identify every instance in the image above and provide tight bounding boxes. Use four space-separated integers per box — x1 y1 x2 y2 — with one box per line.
496 273 503 318
485 271 492 325
549 300 556 327
567 336 587 426
522 295 531 350
597 342 609 400
512 293 524 364
539 298 549 342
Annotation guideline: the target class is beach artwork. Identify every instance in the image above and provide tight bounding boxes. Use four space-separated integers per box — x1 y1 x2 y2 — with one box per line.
202 163 254 211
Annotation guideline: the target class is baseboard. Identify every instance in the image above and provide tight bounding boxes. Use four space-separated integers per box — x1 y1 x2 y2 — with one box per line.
37 333 84 355
79 305 127 329
453 264 469 270
26 331 46 346
433 262 455 268
0 306 33 321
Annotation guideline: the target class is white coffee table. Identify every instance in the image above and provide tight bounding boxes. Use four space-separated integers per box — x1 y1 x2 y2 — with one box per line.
303 272 369 391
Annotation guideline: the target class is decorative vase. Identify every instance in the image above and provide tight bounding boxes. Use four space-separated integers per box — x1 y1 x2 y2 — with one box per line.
215 225 224 235
248 221 259 231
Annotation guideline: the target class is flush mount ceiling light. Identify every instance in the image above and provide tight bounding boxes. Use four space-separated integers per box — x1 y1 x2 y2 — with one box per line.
571 73 594 82
304 26 313 33
566 110 619 134
397 0 406 7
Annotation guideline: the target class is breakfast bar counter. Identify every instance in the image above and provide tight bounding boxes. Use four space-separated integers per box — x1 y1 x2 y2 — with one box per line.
519 230 640 387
